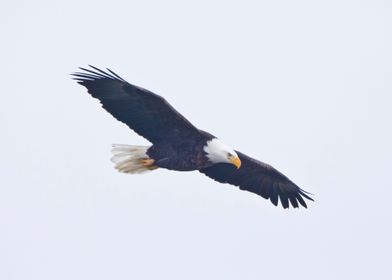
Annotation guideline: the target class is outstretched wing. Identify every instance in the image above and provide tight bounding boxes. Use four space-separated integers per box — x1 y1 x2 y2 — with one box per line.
200 151 313 209
72 66 200 143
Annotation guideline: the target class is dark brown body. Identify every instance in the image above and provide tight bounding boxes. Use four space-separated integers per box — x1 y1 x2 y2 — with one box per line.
147 130 214 171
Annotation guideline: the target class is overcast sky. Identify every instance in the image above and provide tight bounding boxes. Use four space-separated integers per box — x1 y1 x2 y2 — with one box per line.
1 1 391 279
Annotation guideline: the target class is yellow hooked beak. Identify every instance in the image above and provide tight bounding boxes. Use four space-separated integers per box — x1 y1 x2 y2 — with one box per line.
229 155 242 169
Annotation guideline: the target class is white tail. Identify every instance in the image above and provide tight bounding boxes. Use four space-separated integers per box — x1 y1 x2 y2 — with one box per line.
111 144 158 174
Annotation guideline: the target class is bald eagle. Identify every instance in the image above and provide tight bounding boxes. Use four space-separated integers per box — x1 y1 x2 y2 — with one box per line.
72 66 313 209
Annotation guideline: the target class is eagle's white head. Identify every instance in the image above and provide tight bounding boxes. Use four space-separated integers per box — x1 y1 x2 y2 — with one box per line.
203 138 241 169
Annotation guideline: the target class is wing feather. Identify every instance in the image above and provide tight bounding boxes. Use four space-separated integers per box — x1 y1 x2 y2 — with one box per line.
200 151 313 209
72 66 200 143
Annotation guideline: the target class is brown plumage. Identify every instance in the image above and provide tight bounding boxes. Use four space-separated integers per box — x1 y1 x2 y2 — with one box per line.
72 65 313 209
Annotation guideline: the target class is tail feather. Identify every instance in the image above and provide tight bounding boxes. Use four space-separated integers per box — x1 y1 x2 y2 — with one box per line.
111 144 157 174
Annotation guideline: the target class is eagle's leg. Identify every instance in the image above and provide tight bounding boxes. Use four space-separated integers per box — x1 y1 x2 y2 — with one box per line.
140 158 158 170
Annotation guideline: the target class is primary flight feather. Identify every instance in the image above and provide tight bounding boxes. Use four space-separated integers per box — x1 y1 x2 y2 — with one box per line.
72 65 313 209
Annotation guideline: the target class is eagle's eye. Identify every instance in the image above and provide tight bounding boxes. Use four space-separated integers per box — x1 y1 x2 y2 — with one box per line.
227 152 233 157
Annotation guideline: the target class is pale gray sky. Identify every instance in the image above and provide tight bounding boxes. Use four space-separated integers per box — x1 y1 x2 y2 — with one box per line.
1 1 391 279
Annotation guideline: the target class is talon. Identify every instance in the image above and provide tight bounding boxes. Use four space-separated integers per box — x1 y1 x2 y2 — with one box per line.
140 158 155 167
